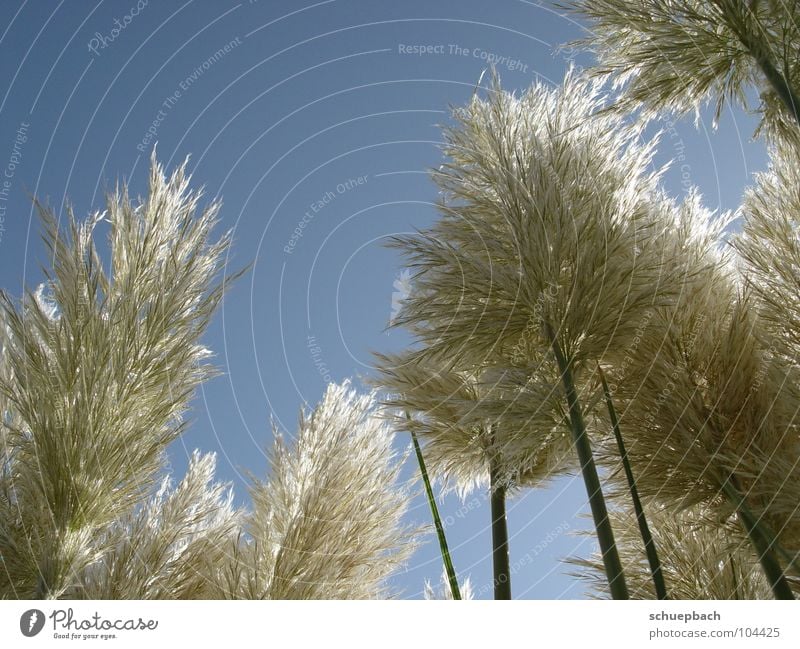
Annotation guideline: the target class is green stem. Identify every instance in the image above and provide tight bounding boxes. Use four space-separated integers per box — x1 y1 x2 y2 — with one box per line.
730 553 742 600
598 366 668 600
740 10 800 127
754 48 800 127
407 418 461 600
721 477 794 600
720 479 800 575
489 449 511 600
34 574 48 600
546 322 629 599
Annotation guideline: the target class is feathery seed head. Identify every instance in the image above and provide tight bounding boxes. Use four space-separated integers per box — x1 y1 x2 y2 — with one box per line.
734 141 800 359
74 451 240 599
563 0 800 139
424 570 474 600
602 277 800 557
373 350 575 497
0 152 233 598
228 381 416 599
570 505 773 599
392 68 683 372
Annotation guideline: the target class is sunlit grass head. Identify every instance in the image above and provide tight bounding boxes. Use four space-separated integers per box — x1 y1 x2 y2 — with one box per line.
0 152 233 598
563 0 800 138
391 68 685 373
373 350 574 497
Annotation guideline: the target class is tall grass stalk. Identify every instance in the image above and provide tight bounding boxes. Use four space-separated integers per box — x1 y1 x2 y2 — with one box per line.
720 478 795 600
546 323 629 599
407 417 461 600
488 427 511 600
564 0 800 138
598 366 667 599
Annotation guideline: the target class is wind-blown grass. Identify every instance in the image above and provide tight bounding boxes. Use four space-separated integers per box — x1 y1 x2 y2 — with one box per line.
211 382 417 600
563 0 800 137
0 152 232 599
569 505 774 600
382 67 714 598
0 158 416 601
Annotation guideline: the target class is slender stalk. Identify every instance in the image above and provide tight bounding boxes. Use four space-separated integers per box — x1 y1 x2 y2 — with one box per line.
545 322 629 599
730 553 742 600
489 444 511 600
736 499 800 576
721 477 795 600
753 48 800 127
739 9 800 127
407 415 461 600
719 477 800 575
34 574 49 600
598 366 668 600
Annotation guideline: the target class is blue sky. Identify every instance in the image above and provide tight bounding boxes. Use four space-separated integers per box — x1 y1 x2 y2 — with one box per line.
0 0 768 599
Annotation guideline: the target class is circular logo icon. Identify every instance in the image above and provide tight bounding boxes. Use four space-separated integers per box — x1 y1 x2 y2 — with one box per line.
20 609 45 637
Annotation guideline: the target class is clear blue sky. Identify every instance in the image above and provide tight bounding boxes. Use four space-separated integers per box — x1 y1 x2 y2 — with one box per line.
0 0 767 599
